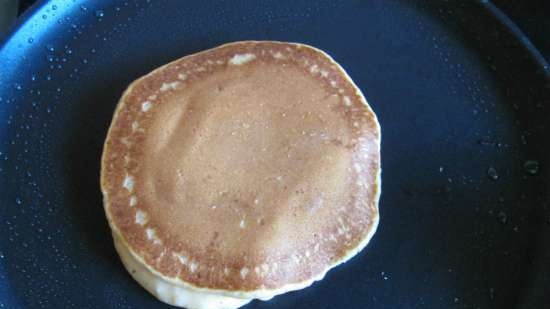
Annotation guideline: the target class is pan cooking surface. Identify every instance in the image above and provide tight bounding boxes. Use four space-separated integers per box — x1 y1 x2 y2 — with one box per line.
0 1 549 308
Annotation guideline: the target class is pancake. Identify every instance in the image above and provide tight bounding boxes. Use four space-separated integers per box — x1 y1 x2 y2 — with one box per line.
100 41 381 309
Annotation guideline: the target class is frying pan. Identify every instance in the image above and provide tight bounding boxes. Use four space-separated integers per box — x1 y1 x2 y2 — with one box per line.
0 1 549 308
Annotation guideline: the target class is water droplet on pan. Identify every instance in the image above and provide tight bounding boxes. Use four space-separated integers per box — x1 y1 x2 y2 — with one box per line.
523 160 539 175
487 167 498 180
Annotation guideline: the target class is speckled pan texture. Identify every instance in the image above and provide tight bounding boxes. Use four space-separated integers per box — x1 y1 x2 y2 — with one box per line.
101 41 381 304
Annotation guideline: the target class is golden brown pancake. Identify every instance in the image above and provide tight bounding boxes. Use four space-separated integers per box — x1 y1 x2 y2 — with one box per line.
101 41 381 309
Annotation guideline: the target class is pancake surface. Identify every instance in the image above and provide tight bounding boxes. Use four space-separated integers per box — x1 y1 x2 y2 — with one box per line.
101 41 381 306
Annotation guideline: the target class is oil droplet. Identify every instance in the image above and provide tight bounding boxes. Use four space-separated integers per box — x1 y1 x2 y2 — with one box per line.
52 4 57 10
80 5 87 11
95 10 105 18
42 14 47 19
523 160 539 175
487 167 498 180
497 211 507 224
27 37 34 43
31 74 37 81
14 83 21 90
45 44 54 52
15 197 22 205
45 74 52 81
46 54 54 62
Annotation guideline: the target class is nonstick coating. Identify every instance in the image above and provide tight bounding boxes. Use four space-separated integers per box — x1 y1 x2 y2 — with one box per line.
0 1 549 308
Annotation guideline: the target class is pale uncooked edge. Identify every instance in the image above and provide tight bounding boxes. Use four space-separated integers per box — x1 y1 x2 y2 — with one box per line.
100 41 382 302
113 232 252 309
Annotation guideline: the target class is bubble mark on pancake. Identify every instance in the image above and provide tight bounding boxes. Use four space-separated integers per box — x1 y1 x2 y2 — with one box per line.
160 81 180 92
177 73 187 81
120 137 130 146
129 195 137 207
189 261 198 273
229 53 256 65
310 64 319 74
135 210 149 225
131 121 139 131
123 175 134 192
239 219 246 229
173 253 188 265
146 228 161 244
240 267 249 279
343 96 352 107
271 51 286 59
141 101 152 112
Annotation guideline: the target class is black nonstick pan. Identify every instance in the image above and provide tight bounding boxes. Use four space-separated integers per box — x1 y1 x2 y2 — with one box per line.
0 1 549 308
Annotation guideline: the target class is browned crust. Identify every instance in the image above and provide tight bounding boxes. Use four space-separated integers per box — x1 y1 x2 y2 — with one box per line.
101 41 381 292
